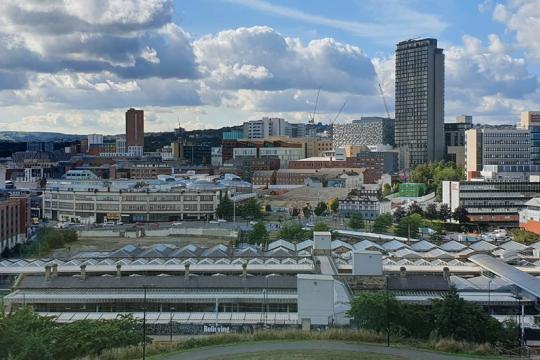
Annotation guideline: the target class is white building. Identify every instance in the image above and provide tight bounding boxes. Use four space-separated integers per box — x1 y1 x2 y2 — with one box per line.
87 134 104 146
259 147 304 168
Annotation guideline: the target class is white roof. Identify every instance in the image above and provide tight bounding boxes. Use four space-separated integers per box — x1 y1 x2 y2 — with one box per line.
353 240 384 251
267 240 295 251
393 248 422 259
500 240 529 252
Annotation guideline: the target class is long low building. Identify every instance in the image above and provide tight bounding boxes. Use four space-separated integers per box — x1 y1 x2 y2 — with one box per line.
43 175 253 224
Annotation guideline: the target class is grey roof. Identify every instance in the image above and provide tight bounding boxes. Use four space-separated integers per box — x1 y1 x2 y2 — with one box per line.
411 240 436 252
440 240 466 252
17 274 298 290
388 275 449 291
470 254 540 298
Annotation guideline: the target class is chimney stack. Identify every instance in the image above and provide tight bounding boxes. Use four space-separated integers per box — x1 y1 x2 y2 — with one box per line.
184 263 190 278
116 264 122 278
45 265 51 280
51 264 58 277
242 263 247 278
80 264 87 280
399 266 406 278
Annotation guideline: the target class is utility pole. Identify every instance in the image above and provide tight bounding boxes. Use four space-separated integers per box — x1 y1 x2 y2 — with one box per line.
143 286 147 360
386 276 390 347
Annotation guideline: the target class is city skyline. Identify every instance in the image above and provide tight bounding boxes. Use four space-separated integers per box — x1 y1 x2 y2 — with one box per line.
0 0 538 134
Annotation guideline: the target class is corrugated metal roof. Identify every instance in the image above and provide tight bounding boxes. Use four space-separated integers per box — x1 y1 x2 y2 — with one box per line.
16 275 298 290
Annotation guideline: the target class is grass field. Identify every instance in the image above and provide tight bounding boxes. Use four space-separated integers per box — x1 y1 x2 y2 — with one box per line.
206 350 403 360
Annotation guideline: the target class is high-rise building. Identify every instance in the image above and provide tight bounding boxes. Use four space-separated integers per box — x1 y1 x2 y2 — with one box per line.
125 108 144 155
395 38 445 168
519 111 540 165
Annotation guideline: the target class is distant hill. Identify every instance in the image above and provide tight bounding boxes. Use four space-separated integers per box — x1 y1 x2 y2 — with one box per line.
0 131 83 143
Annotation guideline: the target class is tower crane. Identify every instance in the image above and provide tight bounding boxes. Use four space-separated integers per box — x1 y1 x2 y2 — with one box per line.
308 88 320 124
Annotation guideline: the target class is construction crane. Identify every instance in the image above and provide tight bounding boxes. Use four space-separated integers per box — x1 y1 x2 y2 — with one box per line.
330 100 347 125
308 88 320 124
376 77 391 119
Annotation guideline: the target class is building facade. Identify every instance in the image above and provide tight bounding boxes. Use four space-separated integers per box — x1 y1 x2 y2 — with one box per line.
338 190 391 220
0 194 31 254
42 180 226 223
125 108 144 155
519 111 540 165
442 180 540 227
465 128 530 176
444 115 473 166
332 117 395 149
395 38 445 168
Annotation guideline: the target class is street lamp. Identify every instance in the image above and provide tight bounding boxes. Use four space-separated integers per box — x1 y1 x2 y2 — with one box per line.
169 306 175 342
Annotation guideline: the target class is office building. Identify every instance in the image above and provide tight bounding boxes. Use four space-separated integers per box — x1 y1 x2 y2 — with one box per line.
243 117 288 139
115 135 126 154
338 189 391 220
42 177 239 223
332 117 394 150
444 115 473 166
87 134 104 146
519 111 540 165
442 180 540 227
465 128 530 176
125 108 144 154
395 38 445 168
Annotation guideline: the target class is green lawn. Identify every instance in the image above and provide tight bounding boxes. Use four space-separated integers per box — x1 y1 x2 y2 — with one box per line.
206 350 404 360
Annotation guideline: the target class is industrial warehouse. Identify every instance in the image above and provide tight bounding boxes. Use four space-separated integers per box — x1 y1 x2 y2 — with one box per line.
3 230 540 336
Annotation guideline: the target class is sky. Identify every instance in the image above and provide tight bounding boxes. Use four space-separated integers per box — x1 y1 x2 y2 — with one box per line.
0 0 539 134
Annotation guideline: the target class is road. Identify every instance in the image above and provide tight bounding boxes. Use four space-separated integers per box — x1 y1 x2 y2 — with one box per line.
151 340 480 360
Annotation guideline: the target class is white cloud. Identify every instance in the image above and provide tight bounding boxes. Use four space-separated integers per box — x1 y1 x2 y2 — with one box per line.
194 26 376 94
493 1 540 62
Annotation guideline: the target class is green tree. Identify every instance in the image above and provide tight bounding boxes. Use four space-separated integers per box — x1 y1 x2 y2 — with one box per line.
425 203 438 220
393 206 407 222
248 221 269 245
314 201 328 216
432 286 504 344
410 161 464 200
395 213 425 238
382 183 392 197
438 204 451 221
408 202 424 216
348 291 400 333
452 205 469 224
373 213 393 233
348 213 364 230
215 194 234 220
239 198 262 219
327 198 339 213
302 204 312 218
313 222 330 232
279 221 309 242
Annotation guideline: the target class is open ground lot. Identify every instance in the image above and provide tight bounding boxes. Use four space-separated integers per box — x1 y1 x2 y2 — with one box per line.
150 340 482 360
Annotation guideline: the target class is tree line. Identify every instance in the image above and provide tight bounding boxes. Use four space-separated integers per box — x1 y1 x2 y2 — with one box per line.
0 309 144 360
348 287 518 349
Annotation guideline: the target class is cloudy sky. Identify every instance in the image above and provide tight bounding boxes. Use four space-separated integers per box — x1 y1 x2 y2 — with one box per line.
0 0 539 134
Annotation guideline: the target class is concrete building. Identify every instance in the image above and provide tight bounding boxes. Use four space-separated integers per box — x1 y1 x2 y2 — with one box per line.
465 128 530 177
519 111 540 165
115 135 126 154
444 115 473 167
26 142 54 153
442 180 540 227
42 178 238 223
243 117 288 139
332 117 395 149
87 134 104 146
125 108 144 155
211 147 222 167
0 193 31 254
395 38 445 168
